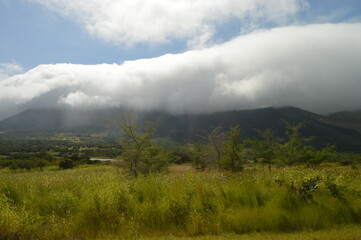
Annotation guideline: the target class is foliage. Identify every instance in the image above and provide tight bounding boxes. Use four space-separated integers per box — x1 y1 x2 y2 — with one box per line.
298 176 321 202
168 144 192 164
325 181 347 202
190 127 226 171
59 159 76 169
280 123 313 164
34 152 56 161
34 157 48 171
189 143 208 171
0 135 122 160
118 115 170 176
279 123 336 167
202 126 225 167
244 128 281 171
220 126 243 171
6 159 36 171
304 145 336 167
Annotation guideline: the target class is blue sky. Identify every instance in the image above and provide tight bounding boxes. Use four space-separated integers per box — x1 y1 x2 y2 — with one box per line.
0 0 361 118
0 0 187 70
1 0 360 71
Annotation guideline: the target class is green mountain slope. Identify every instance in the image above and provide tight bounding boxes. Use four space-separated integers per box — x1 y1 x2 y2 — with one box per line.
1 107 361 152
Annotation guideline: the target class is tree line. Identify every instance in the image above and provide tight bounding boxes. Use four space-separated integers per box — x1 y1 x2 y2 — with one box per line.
0 116 347 173
0 152 98 171
118 116 336 177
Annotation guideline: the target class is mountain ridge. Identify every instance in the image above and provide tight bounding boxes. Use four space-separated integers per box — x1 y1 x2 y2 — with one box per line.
1 107 361 152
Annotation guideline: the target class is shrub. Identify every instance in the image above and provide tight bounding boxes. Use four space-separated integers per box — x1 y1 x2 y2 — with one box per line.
59 159 76 169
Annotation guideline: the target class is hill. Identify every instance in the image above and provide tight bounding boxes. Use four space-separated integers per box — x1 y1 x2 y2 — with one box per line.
325 110 361 133
0 108 120 133
1 107 361 152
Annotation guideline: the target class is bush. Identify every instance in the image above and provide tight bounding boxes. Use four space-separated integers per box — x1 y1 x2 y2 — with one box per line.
59 159 76 169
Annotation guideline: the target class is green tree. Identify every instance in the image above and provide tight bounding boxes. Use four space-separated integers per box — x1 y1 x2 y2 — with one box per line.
280 122 336 167
280 123 313 165
304 144 336 168
35 152 55 162
245 128 281 172
33 157 48 171
18 159 35 171
168 144 192 164
59 159 76 169
220 126 243 172
119 115 169 177
190 143 208 171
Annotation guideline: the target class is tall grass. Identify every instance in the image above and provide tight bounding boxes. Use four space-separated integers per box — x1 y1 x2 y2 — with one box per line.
1 166 361 239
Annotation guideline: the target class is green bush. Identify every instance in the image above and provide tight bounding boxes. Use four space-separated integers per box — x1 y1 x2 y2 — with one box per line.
59 159 76 169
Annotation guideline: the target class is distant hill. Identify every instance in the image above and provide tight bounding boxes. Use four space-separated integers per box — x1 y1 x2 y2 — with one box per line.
1 107 361 152
153 107 361 152
325 110 361 133
0 108 121 133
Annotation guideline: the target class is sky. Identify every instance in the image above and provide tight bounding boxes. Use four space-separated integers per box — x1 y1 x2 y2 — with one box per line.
0 0 361 119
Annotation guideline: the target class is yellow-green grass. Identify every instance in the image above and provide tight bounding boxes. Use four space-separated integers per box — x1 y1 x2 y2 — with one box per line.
141 225 361 240
1 166 361 239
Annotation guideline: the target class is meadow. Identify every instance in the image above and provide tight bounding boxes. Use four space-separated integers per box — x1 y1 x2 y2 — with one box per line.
1 164 361 239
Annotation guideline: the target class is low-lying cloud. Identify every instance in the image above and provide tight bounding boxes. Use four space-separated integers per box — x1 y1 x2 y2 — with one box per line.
1 23 361 119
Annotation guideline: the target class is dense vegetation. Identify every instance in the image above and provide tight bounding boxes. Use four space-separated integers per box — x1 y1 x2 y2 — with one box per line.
0 133 121 157
0 133 121 171
116 118 338 176
1 118 361 239
1 166 361 239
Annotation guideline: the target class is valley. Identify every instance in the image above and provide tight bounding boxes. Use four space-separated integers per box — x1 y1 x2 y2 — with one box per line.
1 107 361 239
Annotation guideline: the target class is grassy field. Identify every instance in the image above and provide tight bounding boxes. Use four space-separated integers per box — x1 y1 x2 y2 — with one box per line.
141 225 361 240
1 165 361 239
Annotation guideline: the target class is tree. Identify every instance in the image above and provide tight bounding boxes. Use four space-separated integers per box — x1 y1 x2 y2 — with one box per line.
70 154 80 162
35 152 55 162
280 123 313 165
118 115 169 177
245 128 281 172
192 126 226 171
190 143 208 171
280 122 336 167
220 126 243 172
205 126 226 168
168 144 192 165
10 159 35 171
59 159 76 169
33 157 48 171
304 144 336 168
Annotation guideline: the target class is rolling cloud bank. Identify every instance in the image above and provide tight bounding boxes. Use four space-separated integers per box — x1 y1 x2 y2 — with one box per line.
0 23 361 119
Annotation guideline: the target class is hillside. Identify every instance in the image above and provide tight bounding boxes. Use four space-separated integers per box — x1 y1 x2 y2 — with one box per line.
325 110 361 133
1 107 361 152
0 108 120 133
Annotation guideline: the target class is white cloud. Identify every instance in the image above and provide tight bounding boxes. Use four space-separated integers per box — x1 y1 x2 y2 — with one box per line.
1 23 361 119
58 90 117 107
30 0 308 47
0 63 23 81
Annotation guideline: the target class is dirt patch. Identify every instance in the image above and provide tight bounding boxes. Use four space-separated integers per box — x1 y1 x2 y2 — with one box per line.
168 165 196 174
